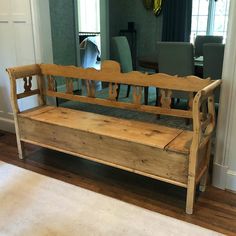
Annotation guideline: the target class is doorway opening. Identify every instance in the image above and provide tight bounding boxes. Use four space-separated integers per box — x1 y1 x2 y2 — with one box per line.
78 0 101 70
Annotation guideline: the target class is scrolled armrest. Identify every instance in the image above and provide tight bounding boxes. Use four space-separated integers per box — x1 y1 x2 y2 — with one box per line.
200 79 222 98
192 79 221 145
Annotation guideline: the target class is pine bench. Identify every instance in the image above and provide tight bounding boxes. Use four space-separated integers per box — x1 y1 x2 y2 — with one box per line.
7 60 221 214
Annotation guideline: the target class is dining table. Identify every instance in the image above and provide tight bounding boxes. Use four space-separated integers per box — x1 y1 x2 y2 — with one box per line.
138 54 204 78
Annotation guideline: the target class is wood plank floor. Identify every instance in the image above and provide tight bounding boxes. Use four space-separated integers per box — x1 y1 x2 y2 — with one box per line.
0 131 236 235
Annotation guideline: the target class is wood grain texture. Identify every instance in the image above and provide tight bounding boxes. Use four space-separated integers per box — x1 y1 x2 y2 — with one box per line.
0 132 235 236
165 131 193 155
19 106 184 149
18 117 188 186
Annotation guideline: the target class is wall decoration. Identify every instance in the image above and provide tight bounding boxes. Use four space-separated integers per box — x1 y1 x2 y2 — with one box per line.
143 0 163 16
153 0 163 16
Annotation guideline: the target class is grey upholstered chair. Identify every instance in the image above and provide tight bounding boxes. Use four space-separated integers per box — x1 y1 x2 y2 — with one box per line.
203 43 225 103
157 42 194 76
110 36 133 98
111 36 158 104
194 35 223 58
157 42 194 108
111 36 133 73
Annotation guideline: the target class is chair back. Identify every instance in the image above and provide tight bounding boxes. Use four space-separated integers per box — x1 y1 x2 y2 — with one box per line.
111 36 133 73
203 43 225 103
157 42 194 76
194 35 223 57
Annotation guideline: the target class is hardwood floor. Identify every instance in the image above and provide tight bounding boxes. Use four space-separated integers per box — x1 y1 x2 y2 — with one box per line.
0 131 236 235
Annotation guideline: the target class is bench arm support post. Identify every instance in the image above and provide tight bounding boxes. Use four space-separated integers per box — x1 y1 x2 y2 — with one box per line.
186 79 221 214
6 64 44 159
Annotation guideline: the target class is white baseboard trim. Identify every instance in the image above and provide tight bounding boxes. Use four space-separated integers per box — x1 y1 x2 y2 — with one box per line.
0 117 15 133
212 163 228 190
226 170 236 192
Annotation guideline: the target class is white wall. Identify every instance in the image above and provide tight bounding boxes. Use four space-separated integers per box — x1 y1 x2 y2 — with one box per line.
31 0 53 63
213 0 236 192
0 0 37 132
0 0 53 133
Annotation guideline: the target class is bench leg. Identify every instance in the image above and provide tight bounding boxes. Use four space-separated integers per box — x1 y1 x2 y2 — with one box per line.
199 140 211 192
16 139 25 159
15 120 25 159
199 171 208 192
186 176 196 214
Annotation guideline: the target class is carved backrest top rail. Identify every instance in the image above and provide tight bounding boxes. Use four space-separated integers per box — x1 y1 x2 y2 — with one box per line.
40 61 212 92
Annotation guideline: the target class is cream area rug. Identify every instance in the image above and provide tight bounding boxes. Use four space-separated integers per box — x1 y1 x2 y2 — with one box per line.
0 161 223 236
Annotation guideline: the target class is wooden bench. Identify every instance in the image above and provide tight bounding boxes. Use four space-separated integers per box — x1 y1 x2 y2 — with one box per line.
7 60 221 214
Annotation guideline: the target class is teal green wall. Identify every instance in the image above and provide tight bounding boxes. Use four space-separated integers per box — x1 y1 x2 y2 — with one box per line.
100 0 109 60
109 0 162 61
49 0 77 66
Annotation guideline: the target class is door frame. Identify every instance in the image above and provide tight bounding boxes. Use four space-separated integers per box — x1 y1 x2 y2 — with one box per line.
30 0 53 64
100 0 110 60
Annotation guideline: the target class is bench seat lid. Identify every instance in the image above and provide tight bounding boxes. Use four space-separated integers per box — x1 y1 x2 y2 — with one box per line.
19 106 192 154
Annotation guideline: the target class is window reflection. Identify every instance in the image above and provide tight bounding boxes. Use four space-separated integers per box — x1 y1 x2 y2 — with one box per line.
191 0 230 43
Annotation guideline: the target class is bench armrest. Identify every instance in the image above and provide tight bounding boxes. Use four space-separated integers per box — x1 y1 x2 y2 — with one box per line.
200 80 222 99
6 64 45 113
192 79 221 140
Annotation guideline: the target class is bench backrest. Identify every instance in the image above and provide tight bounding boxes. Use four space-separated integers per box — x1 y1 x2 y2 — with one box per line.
7 60 214 116
7 60 221 150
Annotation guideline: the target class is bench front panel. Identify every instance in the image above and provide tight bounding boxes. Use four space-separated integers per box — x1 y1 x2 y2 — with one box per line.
18 116 188 186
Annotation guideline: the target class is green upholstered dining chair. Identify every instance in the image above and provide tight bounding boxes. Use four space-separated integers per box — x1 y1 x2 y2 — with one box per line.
157 42 194 106
194 35 223 58
203 43 225 104
110 36 133 99
111 36 157 104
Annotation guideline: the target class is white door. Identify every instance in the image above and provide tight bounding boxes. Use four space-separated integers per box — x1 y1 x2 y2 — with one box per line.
0 0 37 132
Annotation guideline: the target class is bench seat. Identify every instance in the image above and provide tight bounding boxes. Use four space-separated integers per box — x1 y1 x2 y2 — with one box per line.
18 106 193 187
19 106 193 154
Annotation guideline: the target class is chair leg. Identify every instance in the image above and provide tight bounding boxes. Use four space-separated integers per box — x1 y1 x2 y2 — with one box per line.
156 88 161 119
171 98 175 108
116 84 121 100
126 85 131 98
186 176 196 214
199 171 208 192
144 87 149 105
155 88 159 106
